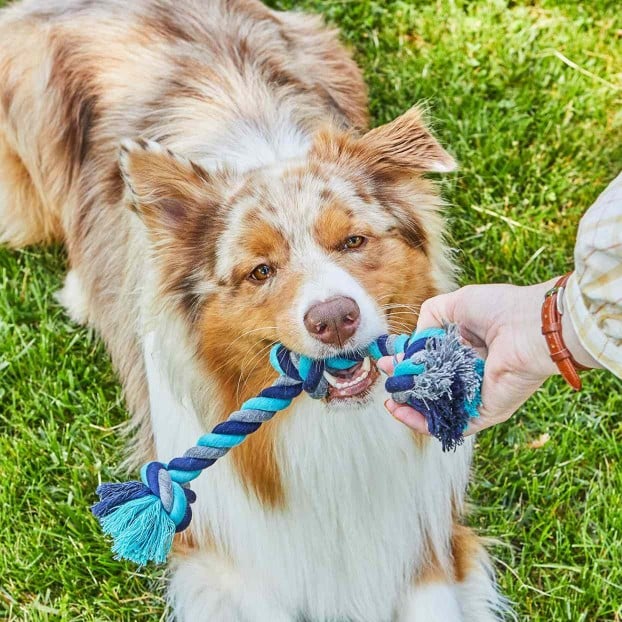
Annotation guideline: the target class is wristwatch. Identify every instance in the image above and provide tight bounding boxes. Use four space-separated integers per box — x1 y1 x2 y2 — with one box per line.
541 273 589 391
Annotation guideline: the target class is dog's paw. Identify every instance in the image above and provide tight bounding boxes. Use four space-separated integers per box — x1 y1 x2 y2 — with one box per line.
55 270 89 325
397 583 464 622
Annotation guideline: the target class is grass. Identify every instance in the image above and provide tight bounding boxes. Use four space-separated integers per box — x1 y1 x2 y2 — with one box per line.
1 0 621 620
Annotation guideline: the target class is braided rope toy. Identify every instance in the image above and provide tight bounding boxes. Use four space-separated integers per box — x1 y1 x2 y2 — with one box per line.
92 324 484 565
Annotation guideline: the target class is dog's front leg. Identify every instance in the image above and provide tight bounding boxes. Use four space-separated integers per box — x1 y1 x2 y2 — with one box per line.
168 550 294 622
396 525 507 622
396 581 464 622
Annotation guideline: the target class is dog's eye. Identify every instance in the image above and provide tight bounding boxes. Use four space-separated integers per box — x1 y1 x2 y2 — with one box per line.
341 235 367 251
249 264 275 282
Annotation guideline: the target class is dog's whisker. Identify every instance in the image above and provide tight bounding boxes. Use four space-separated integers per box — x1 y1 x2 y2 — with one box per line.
380 303 423 312
236 343 275 383
222 326 278 355
384 309 421 316
236 341 278 402
208 327 279 376
387 320 418 334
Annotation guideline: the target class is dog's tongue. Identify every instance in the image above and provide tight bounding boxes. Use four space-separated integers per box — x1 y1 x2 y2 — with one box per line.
325 360 364 380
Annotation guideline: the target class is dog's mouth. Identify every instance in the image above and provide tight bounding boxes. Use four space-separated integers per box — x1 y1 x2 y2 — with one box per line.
323 357 380 401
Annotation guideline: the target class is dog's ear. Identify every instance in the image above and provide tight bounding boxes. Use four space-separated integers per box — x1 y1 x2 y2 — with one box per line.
119 139 225 240
311 106 456 179
359 106 457 175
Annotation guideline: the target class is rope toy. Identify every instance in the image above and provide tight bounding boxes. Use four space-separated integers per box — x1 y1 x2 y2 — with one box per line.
92 324 483 565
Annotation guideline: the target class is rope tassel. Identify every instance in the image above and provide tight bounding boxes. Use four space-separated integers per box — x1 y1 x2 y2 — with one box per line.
92 324 483 565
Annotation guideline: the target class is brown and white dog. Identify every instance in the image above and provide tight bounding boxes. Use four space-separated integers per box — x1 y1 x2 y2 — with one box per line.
0 0 507 619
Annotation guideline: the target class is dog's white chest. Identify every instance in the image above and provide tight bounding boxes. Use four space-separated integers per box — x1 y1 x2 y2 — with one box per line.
144 333 472 621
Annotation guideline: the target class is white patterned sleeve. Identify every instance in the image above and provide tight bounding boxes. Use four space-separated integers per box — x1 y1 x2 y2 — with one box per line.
565 172 622 378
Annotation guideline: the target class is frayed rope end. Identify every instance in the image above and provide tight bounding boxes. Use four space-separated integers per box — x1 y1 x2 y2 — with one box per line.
92 482 176 565
387 324 484 452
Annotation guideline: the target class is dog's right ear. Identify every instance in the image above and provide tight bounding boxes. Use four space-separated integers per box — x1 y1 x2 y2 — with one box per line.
311 106 456 179
119 139 226 242
358 106 457 175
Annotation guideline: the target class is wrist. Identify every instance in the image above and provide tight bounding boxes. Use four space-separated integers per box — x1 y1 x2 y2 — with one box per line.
540 273 600 390
530 278 564 378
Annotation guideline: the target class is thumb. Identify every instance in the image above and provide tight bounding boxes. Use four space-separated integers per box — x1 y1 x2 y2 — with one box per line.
376 352 404 376
415 291 459 332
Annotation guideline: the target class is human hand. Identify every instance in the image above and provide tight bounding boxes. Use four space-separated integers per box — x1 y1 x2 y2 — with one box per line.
379 279 598 436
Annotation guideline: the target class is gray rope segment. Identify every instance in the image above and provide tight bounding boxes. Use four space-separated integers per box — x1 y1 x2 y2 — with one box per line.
231 375 303 422
383 334 403 356
158 469 175 513
185 445 229 460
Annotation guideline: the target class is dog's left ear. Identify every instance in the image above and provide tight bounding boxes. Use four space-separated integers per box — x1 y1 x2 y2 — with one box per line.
119 138 227 242
359 105 457 175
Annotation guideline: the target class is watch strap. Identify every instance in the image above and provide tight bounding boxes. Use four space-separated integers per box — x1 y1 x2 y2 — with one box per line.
541 273 588 391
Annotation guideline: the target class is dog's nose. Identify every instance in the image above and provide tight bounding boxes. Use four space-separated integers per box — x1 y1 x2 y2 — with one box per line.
304 296 361 346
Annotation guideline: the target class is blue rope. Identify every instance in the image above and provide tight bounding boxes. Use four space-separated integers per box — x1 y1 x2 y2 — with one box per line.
92 324 483 565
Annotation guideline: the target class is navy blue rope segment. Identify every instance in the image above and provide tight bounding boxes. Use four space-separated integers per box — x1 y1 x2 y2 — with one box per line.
92 325 483 564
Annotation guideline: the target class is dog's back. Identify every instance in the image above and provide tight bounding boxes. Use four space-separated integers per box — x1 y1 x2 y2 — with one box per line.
0 0 367 263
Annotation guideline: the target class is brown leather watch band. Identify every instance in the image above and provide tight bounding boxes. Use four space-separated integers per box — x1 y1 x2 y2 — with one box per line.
541 273 589 391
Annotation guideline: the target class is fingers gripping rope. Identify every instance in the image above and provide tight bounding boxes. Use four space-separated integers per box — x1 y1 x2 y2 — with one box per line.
92 324 483 565
384 326 484 450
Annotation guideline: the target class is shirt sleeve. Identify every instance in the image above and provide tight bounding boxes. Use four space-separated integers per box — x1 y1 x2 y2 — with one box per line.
565 172 622 378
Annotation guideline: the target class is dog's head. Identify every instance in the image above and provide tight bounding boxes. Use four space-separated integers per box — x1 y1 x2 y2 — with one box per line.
120 106 456 405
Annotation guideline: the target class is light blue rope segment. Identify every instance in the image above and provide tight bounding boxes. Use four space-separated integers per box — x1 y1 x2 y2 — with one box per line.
198 433 247 448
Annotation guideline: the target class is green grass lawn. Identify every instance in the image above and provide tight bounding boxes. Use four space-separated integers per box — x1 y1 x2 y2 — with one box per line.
1 0 621 620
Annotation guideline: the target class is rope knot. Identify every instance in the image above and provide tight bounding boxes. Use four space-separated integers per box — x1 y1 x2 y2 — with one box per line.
140 462 196 532
385 325 483 451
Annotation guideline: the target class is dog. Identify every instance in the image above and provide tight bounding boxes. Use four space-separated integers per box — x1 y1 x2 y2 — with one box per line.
0 0 507 619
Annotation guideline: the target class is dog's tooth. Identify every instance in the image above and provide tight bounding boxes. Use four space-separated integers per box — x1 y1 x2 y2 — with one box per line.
354 370 369 384
325 361 372 392
324 370 340 387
